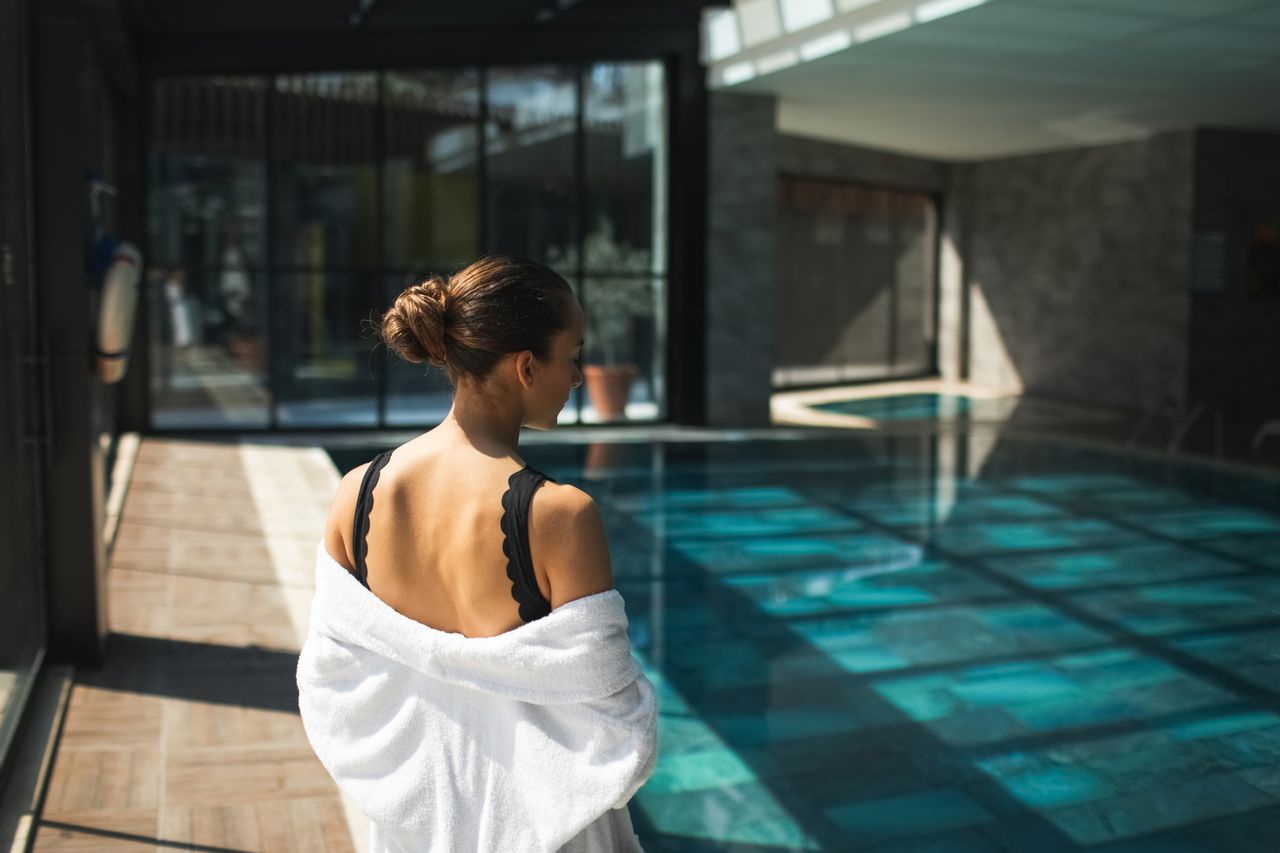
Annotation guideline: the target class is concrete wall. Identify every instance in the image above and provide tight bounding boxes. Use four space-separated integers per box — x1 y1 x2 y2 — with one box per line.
706 92 775 426
956 132 1196 411
1188 128 1280 424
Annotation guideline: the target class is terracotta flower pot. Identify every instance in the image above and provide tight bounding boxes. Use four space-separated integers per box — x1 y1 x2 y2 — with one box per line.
583 363 638 421
227 334 265 373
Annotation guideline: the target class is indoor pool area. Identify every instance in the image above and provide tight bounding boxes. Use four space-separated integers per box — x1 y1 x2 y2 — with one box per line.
330 431 1280 852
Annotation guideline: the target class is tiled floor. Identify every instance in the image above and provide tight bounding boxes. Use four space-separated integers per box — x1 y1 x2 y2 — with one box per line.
32 439 361 852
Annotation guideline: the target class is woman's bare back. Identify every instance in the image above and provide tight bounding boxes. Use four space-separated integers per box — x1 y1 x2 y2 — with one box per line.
323 434 614 638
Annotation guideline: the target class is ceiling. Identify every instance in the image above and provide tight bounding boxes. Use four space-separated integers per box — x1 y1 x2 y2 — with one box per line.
719 0 1280 160
131 0 721 36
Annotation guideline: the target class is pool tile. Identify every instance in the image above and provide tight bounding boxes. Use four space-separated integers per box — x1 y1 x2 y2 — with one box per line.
644 747 759 795
724 559 1007 617
862 828 1005 852
929 518 1144 557
1069 575 1280 635
657 715 726 756
851 494 1067 528
712 707 866 746
1006 474 1147 494
823 788 994 844
1005 693 1142 732
1119 508 1280 540
1048 772 1276 845
674 531 915 574
617 486 808 512
949 668 1082 706
978 544 1248 591
999 766 1115 809
1164 711 1280 743
872 674 959 722
924 706 1029 746
636 780 820 849
1200 534 1280 570
641 505 864 539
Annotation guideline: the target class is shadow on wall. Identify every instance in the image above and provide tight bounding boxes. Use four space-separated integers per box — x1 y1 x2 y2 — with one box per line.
956 131 1195 419
957 128 1280 463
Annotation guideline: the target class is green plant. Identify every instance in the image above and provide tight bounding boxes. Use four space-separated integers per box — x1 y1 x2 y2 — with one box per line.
548 215 655 366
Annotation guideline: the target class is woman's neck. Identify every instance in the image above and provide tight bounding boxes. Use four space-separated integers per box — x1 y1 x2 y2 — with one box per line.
436 386 524 460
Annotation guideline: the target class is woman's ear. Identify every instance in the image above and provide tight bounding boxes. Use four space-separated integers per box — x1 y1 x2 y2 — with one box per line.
514 350 536 389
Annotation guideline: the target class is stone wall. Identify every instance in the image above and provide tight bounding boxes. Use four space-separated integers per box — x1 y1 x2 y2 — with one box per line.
956 132 1196 411
706 92 776 426
777 134 948 194
708 112 1213 423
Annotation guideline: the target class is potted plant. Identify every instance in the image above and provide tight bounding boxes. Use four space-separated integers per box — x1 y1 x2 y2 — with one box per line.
548 216 655 421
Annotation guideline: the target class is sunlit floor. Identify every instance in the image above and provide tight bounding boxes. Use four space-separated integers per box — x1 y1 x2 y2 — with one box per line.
341 430 1280 852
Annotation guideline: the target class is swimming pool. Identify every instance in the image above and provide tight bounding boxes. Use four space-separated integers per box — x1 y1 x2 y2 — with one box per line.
331 431 1280 851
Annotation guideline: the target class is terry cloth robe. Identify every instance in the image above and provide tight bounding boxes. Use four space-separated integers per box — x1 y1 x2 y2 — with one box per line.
296 542 658 853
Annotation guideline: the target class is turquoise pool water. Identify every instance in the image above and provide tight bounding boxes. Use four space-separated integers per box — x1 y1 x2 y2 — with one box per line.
815 393 982 421
330 433 1280 851
811 393 1116 431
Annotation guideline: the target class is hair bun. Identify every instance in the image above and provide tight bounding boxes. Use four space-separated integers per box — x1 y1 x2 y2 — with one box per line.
382 274 450 366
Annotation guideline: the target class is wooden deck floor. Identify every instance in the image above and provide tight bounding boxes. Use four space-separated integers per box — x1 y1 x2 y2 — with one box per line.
33 438 364 852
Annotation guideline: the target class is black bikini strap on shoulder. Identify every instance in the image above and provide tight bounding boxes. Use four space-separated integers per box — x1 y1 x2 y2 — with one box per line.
352 450 393 588
500 466 558 622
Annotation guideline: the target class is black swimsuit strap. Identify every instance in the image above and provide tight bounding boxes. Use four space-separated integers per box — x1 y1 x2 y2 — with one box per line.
500 464 558 622
352 450 393 588
352 453 558 623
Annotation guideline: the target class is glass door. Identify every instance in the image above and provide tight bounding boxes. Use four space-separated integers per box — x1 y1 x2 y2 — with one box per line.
776 177 938 386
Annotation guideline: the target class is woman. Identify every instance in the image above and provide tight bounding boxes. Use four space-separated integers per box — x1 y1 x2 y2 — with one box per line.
297 256 657 852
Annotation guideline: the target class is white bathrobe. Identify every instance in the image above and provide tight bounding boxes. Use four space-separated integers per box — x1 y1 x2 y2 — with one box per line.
297 543 658 853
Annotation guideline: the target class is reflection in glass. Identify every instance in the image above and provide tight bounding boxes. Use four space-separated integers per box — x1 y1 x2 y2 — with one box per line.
776 179 937 386
384 70 481 271
273 74 379 270
565 62 667 422
275 272 379 427
485 66 577 270
146 64 669 429
582 62 667 274
148 76 271 428
580 276 662 423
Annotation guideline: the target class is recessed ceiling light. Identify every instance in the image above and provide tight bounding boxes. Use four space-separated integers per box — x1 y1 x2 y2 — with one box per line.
799 29 853 60
721 61 758 86
915 0 988 25
853 11 912 42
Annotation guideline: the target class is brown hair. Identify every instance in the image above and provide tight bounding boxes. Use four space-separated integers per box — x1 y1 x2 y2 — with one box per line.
381 255 576 385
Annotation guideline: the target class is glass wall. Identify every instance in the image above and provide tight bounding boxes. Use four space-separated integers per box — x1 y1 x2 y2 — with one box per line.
0 6 45 771
148 76 271 428
147 62 667 429
775 177 937 386
0 361 43 782
273 73 380 427
579 62 666 422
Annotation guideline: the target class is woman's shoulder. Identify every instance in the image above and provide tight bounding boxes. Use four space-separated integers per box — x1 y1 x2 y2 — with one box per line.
528 480 615 608
323 460 373 573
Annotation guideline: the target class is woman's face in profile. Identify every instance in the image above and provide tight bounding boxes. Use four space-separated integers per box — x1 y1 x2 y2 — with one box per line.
559 300 586 410
536 299 585 429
